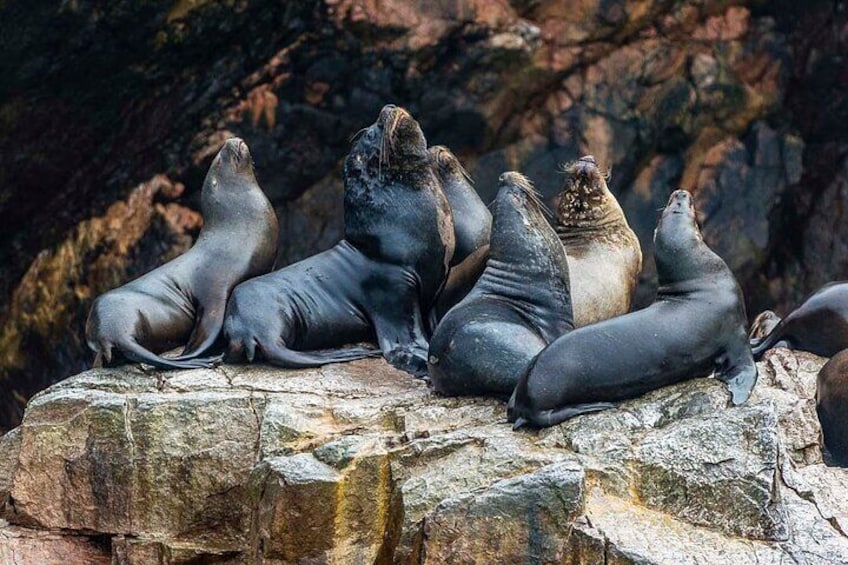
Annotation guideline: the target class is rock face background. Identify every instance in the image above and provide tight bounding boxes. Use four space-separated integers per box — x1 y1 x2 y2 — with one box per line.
0 0 846 429
2 350 848 563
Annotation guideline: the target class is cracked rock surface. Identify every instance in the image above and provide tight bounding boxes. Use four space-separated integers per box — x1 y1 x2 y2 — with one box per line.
1 348 847 563
2 0 847 431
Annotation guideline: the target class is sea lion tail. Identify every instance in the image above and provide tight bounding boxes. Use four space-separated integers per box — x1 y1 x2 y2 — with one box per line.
119 339 216 370
261 340 380 368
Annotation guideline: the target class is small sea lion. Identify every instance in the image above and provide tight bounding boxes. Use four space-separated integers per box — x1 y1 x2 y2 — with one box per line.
428 172 573 398
751 282 848 359
429 145 492 319
510 190 757 428
555 155 642 326
748 310 782 341
817 349 848 466
86 138 279 370
224 105 454 377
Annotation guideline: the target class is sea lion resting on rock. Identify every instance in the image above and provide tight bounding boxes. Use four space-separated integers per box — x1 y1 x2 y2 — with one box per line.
748 310 781 341
510 190 757 429
428 172 574 398
224 105 454 377
86 138 279 370
555 156 641 327
750 282 848 359
429 145 492 320
816 350 848 467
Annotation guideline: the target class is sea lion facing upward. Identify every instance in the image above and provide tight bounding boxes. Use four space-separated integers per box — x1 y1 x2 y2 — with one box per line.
555 155 641 326
429 145 492 319
224 104 454 377
428 172 573 398
86 138 279 370
510 190 757 429
750 282 848 359
816 349 848 467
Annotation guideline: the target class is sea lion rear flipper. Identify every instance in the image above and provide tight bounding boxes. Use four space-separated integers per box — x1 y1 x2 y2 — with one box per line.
518 402 616 429
715 342 758 405
173 302 226 360
119 339 216 371
260 340 379 368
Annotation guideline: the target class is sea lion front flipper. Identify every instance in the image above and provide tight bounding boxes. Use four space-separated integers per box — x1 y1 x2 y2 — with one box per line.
370 271 430 377
715 340 758 405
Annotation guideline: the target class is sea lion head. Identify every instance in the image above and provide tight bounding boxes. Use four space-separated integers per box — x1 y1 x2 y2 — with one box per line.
345 104 429 183
201 137 260 224
489 172 554 263
207 137 256 184
654 189 714 283
430 145 473 186
556 155 621 228
557 155 620 227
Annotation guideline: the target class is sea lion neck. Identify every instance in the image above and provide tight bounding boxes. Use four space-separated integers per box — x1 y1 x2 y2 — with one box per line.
481 173 572 325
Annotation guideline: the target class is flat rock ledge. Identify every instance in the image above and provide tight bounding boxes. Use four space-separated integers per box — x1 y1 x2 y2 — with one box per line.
1 349 847 564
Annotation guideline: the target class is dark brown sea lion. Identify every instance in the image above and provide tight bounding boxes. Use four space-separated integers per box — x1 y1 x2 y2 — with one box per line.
555 156 642 327
510 190 757 429
429 145 492 319
817 349 848 467
751 282 848 359
86 138 279 370
427 172 573 398
223 105 454 377
748 310 782 341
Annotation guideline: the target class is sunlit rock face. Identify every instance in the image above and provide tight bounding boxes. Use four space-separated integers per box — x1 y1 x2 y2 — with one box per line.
1 350 847 563
0 1 845 431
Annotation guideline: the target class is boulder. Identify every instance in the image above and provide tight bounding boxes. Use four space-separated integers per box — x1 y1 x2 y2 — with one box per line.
1 349 847 563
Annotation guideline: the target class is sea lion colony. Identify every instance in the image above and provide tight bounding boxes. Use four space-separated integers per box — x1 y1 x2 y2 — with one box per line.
86 105 846 463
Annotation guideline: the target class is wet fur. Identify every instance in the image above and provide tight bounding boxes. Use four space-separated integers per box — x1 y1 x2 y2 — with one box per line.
510 190 757 428
85 139 279 370
224 105 454 377
428 172 574 397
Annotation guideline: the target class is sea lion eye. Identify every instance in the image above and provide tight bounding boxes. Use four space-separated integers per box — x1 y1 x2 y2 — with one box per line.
211 178 218 187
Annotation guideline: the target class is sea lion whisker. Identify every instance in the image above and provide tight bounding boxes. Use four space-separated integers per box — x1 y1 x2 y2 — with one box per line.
349 127 368 143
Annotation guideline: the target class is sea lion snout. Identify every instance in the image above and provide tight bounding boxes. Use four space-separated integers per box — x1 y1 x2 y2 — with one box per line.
222 137 250 168
378 104 408 125
666 189 694 214
572 155 600 178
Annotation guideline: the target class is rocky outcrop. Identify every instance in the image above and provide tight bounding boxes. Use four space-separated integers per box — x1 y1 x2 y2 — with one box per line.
1 349 847 563
0 0 846 430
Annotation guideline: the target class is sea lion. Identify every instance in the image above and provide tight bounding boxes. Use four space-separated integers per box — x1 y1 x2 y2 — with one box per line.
429 145 492 319
86 138 279 370
816 349 848 466
428 172 573 398
224 104 454 377
555 155 641 326
510 190 757 429
751 282 848 359
748 310 782 341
